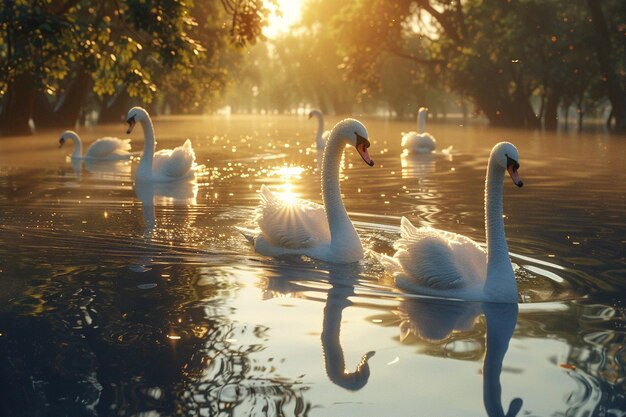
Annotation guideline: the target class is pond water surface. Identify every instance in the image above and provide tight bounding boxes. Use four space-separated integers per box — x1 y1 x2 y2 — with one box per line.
0 114 625 416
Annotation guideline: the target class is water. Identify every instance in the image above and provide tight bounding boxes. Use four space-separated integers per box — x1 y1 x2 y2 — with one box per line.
0 114 625 416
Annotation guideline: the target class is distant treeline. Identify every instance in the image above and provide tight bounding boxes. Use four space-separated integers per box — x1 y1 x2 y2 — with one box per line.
228 0 626 132
1 1 624 136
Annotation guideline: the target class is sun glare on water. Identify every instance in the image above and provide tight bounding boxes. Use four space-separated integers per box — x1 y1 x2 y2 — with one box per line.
264 0 305 39
268 165 305 204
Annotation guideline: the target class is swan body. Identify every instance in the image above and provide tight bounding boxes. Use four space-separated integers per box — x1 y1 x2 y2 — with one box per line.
381 142 524 302
308 109 329 149
58 130 133 160
126 107 197 183
243 119 375 263
401 107 436 154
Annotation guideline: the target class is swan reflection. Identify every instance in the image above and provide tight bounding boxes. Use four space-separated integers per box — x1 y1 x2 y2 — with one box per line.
68 158 133 181
135 180 198 235
322 265 375 391
400 152 436 180
400 298 522 416
259 263 375 391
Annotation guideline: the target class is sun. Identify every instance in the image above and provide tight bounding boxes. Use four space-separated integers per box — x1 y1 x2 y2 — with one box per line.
264 0 305 39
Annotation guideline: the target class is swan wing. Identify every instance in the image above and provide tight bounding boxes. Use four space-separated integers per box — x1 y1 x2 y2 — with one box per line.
402 132 436 153
393 217 486 289
256 185 330 249
152 139 196 179
86 137 131 157
415 133 436 151
401 131 418 148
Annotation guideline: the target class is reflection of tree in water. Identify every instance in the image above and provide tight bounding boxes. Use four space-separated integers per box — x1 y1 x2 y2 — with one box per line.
175 301 311 416
538 302 626 415
0 255 311 416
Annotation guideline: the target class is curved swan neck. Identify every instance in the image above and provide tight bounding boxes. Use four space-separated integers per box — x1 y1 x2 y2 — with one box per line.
136 110 155 179
484 156 517 299
417 109 427 134
311 111 325 148
315 113 324 138
321 133 360 254
66 132 82 158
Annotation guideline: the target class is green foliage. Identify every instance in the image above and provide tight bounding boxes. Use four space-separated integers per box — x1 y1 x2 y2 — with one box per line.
0 0 273 128
327 0 625 127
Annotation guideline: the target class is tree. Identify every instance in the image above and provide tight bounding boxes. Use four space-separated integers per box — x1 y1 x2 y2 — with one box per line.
585 0 626 132
0 0 274 136
329 0 623 130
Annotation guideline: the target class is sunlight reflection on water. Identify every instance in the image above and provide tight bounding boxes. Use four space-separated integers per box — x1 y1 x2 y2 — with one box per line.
0 115 625 416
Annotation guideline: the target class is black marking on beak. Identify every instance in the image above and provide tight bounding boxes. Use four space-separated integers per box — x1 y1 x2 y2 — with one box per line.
355 132 374 166
58 137 65 148
126 115 136 134
506 155 520 171
506 155 523 187
356 132 370 149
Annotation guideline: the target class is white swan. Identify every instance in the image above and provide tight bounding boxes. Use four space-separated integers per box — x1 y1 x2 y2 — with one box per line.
241 119 375 263
308 109 330 149
58 130 133 160
401 107 436 154
381 142 524 302
125 107 197 183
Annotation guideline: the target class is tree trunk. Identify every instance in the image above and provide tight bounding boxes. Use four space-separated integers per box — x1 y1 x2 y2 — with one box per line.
98 91 131 124
577 109 584 133
32 67 92 129
544 89 560 131
586 0 626 132
0 72 36 136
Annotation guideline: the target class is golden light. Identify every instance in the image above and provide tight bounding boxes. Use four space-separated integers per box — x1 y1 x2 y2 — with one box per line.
264 0 306 39
267 165 305 204
275 182 299 204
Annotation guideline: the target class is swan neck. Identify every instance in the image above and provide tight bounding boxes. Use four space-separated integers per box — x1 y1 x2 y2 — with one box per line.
69 134 82 158
322 134 360 253
316 114 324 139
418 110 427 134
137 113 156 177
485 160 508 264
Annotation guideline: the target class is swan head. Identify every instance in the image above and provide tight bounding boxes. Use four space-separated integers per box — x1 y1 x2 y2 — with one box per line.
330 118 375 166
58 130 78 148
308 109 322 120
491 142 523 187
126 107 149 134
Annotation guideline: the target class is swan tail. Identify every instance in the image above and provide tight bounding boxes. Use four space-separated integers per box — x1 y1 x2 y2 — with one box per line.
119 138 132 153
371 250 403 273
259 184 276 205
400 216 418 238
235 226 257 245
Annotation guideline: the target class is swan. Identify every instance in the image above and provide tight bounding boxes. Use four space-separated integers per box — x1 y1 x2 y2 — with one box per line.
401 107 436 154
381 142 523 302
308 109 330 149
241 118 375 263
125 106 198 183
58 130 134 160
